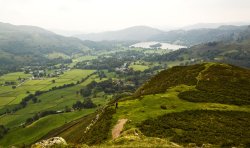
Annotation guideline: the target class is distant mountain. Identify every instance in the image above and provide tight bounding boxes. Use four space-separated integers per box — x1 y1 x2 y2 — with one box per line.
75 25 250 47
151 25 250 46
147 25 250 68
0 22 89 74
74 26 163 41
181 22 250 30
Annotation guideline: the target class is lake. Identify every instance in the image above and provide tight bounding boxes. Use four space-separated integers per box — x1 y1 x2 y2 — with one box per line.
131 41 187 51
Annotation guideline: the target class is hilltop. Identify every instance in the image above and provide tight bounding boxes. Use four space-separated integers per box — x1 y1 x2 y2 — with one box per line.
39 63 250 147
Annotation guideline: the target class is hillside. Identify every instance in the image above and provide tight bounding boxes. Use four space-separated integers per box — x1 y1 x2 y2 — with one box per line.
0 22 89 75
74 26 163 41
146 26 250 68
74 25 250 47
38 63 250 147
151 25 250 46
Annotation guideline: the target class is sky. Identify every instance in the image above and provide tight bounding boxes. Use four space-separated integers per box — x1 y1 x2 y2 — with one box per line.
0 0 250 34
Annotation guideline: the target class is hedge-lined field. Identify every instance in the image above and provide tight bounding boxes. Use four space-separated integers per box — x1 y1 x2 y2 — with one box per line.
0 69 95 109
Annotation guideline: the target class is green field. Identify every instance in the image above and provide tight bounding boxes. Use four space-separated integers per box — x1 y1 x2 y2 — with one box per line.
47 52 70 59
0 73 105 129
0 72 31 85
0 69 95 108
129 64 149 71
69 56 98 67
0 70 110 146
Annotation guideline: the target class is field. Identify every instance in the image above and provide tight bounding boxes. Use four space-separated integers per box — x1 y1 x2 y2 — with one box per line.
129 64 149 71
0 69 110 146
0 69 95 109
0 73 106 128
69 56 97 67
46 52 70 59
0 72 31 85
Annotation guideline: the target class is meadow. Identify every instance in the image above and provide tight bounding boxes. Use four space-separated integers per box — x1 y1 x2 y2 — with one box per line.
0 69 95 109
128 64 149 72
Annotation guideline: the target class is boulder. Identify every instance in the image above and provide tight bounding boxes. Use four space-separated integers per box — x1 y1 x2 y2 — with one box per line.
31 137 67 148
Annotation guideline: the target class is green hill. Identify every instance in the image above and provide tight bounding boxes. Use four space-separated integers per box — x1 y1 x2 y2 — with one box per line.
0 22 89 75
38 63 250 147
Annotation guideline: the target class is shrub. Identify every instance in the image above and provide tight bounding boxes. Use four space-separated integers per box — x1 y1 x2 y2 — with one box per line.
138 110 250 147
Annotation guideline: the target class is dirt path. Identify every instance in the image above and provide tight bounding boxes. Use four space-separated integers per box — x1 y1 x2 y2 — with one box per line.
112 119 128 139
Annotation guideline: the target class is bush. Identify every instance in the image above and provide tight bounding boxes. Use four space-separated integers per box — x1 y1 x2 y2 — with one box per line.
160 105 167 110
0 125 8 139
138 110 250 147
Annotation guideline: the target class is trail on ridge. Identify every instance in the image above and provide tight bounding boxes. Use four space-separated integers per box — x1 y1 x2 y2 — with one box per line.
112 119 128 139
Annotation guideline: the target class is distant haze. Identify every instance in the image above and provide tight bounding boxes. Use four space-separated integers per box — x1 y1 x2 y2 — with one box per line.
0 0 250 34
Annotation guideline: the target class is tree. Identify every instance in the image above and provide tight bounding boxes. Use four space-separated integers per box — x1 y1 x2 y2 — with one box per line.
76 91 79 96
80 87 91 97
82 98 96 108
72 101 83 110
32 97 38 103
64 106 71 112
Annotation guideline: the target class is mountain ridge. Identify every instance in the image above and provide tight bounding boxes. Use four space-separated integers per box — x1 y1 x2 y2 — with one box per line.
74 26 163 41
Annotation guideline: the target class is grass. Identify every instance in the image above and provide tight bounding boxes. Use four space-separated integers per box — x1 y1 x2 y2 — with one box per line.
0 69 95 108
69 56 97 67
0 71 109 147
73 56 97 62
0 74 102 129
0 109 95 147
113 85 250 130
0 72 31 85
46 52 70 59
101 128 181 148
129 64 149 72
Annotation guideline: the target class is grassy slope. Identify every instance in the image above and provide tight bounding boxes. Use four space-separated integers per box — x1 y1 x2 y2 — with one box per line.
113 85 250 130
52 84 250 147
0 109 95 147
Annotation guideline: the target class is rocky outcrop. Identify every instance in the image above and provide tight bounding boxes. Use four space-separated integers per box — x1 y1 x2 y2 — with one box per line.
31 137 67 148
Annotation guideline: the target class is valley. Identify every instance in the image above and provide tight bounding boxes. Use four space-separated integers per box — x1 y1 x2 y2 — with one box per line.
0 20 250 147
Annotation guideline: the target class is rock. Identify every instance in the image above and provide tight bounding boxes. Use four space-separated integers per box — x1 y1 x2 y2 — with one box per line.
31 137 67 148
